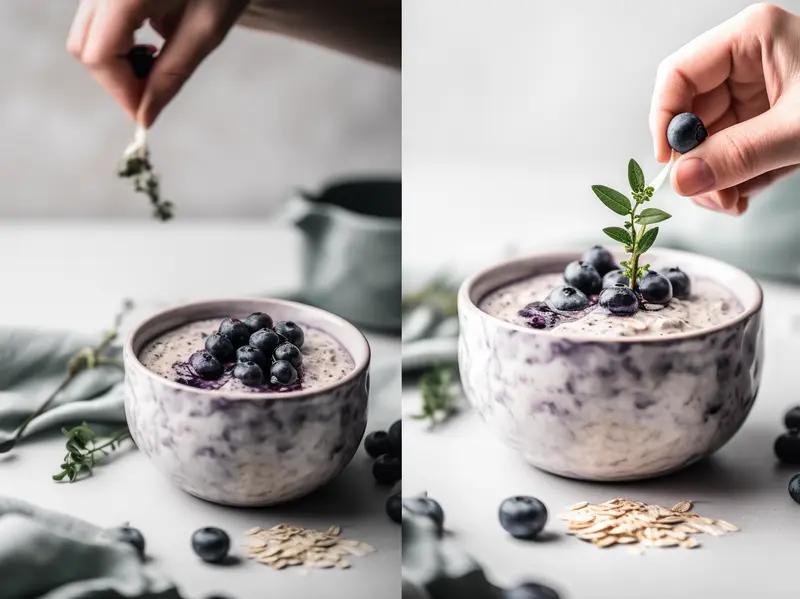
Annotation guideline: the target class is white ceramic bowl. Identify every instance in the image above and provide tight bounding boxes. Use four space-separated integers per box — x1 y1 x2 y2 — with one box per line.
458 249 763 481
123 298 370 506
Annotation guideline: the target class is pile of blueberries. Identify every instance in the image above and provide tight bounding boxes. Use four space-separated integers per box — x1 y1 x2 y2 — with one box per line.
364 420 402 489
773 406 800 504
521 245 692 329
401 490 559 598
189 312 305 388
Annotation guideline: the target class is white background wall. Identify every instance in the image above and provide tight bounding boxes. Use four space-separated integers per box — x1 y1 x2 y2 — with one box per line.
0 2 400 218
403 0 800 278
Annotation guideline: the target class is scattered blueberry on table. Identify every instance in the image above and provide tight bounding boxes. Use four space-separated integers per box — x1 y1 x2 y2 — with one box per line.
504 582 562 599
386 492 402 523
775 430 800 464
388 420 402 457
373 454 402 484
111 526 146 560
365 430 391 458
785 406 800 431
364 421 403 515
789 474 800 505
192 527 231 564
667 112 708 154
499 496 548 540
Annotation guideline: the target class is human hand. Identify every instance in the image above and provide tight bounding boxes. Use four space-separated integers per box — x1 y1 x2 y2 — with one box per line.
650 3 800 216
67 0 248 127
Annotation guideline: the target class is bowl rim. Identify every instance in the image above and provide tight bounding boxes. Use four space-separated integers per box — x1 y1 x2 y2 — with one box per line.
124 297 371 400
458 248 763 343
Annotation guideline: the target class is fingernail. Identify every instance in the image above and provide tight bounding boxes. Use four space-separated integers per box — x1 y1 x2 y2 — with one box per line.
674 158 715 196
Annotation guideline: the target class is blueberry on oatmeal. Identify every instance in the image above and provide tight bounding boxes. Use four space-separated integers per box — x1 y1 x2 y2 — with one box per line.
274 342 303 368
545 286 589 313
236 345 268 370
189 351 223 380
270 360 298 386
563 261 602 296
249 328 281 356
204 333 235 363
274 321 304 348
598 284 639 316
664 267 691 299
602 269 629 289
218 317 251 348
638 271 673 304
243 312 273 333
580 245 617 276
233 361 263 387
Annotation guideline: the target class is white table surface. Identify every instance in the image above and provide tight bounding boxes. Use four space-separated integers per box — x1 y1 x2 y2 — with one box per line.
0 221 401 599
403 270 800 598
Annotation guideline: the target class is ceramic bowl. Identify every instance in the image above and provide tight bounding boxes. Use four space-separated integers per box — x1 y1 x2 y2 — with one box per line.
123 298 370 506
458 249 764 481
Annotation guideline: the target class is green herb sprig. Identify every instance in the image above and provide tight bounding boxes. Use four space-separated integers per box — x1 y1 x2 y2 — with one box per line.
592 159 672 289
414 365 458 425
118 134 173 221
53 424 131 482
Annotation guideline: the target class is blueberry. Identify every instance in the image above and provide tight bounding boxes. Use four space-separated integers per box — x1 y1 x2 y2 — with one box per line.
218 317 251 348
125 44 155 79
563 261 602 296
786 407 800 430
233 361 263 387
664 267 691 299
274 343 303 368
270 360 298 386
638 271 673 304
386 492 402 524
544 285 589 313
249 328 281 357
580 245 617 276
667 112 708 154
204 333 235 363
364 430 391 458
498 496 548 539
236 345 268 370
790 474 800 505
504 583 561 599
598 284 639 316
388 420 402 457
243 312 273 333
189 351 223 380
111 526 145 560
372 454 401 484
775 431 800 464
602 269 629 289
403 496 444 531
191 527 230 564
274 321 304 348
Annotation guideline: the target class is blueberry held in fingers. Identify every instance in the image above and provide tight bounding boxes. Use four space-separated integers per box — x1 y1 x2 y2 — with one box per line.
638 271 673 304
243 312 273 333
191 527 230 564
499 496 548 539
664 267 691 300
563 261 602 296
236 345 268 370
233 361 263 387
274 321 304 348
545 286 589 313
667 113 708 154
125 44 156 79
364 431 391 458
775 430 800 464
249 328 281 356
270 360 298 386
580 245 617 276
218 317 251 349
274 343 303 368
598 284 639 316
602 269 629 289
204 333 235 363
189 351 223 380
373 455 401 484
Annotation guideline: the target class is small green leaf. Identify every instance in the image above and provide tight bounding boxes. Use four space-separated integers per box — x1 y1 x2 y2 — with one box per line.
637 227 659 254
628 159 645 192
636 208 672 225
52 471 67 481
591 185 632 216
603 227 632 245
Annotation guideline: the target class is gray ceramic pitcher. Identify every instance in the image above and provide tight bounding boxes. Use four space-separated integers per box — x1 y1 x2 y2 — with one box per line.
282 178 401 332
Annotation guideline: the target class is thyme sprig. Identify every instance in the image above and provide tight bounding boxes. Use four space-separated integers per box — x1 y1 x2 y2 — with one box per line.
118 128 173 221
414 365 458 425
592 159 672 289
53 424 131 482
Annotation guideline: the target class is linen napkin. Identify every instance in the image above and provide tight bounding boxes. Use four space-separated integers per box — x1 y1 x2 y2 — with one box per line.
0 496 183 599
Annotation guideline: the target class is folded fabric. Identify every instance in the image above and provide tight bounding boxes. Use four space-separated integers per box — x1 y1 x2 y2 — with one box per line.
0 496 182 599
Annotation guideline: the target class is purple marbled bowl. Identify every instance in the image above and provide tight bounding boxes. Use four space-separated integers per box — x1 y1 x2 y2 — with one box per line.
123 298 370 506
458 249 764 481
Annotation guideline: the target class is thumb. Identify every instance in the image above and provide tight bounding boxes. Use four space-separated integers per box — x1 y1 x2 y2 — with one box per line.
671 102 800 197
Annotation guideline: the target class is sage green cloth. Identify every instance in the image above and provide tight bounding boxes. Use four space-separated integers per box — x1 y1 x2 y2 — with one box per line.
0 328 126 444
0 496 182 599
